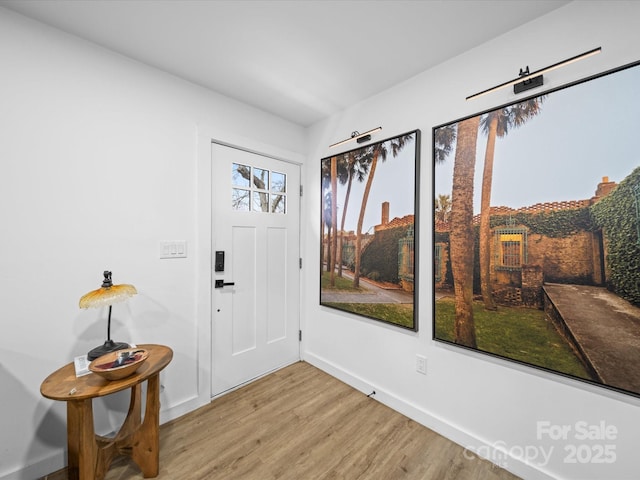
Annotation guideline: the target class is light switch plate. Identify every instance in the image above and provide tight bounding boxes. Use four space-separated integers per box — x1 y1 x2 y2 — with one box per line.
159 241 187 259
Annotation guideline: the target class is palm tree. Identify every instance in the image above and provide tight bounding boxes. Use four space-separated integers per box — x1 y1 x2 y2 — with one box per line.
478 97 545 310
434 124 457 164
337 151 370 277
450 117 480 348
353 145 376 288
433 123 458 226
435 194 452 223
353 134 414 287
329 155 339 286
321 160 333 273
434 124 457 226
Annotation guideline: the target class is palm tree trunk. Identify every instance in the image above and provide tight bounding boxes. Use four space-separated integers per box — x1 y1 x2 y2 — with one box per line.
320 215 325 273
330 156 338 286
480 114 498 311
338 168 353 277
450 117 479 348
354 147 380 288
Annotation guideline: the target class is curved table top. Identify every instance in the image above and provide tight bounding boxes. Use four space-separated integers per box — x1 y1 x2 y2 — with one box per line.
40 344 173 401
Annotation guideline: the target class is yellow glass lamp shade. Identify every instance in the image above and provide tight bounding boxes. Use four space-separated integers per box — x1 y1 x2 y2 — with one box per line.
79 283 137 309
81 271 137 360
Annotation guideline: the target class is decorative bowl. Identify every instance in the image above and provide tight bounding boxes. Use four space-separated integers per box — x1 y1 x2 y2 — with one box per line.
89 348 149 381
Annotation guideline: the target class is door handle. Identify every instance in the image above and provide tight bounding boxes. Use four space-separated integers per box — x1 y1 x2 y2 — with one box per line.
215 279 235 288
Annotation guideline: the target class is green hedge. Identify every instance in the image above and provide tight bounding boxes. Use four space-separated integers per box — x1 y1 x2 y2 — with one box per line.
361 226 409 283
591 167 640 305
490 208 595 237
435 232 454 287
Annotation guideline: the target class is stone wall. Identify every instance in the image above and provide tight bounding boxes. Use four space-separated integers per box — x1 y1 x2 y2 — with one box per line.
521 264 544 307
526 231 597 285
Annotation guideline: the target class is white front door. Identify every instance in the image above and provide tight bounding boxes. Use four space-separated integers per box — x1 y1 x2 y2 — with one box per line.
211 143 301 397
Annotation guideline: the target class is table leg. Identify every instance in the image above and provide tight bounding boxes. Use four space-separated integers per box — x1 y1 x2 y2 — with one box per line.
94 377 161 478
96 384 143 478
131 373 161 477
66 399 96 480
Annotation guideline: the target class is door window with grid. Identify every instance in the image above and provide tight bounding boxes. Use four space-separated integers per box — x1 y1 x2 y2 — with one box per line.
232 163 287 213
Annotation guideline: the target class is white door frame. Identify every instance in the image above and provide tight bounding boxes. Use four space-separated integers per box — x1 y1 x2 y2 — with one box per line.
195 127 304 406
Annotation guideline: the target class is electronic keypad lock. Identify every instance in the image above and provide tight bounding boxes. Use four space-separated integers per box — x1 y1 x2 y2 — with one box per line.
215 251 225 272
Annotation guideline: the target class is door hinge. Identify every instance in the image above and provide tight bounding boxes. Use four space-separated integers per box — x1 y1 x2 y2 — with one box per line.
299 258 302 269
300 185 303 196
299 330 302 341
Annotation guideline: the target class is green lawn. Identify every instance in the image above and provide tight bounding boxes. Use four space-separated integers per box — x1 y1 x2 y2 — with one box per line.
321 272 414 328
323 302 414 328
435 298 592 380
321 271 362 291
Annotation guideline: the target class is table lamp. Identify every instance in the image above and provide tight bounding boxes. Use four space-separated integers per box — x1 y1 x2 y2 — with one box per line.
80 270 137 360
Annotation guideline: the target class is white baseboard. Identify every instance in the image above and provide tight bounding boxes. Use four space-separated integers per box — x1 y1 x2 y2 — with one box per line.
160 393 205 424
304 352 556 480
2 394 206 480
0 453 65 480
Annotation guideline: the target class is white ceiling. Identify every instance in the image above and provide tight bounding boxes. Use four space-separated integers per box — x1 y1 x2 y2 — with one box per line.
1 0 571 127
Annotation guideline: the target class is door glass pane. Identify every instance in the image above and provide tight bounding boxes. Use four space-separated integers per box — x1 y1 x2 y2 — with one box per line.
232 163 251 187
272 172 286 193
271 194 286 214
253 168 269 191
232 188 250 211
231 164 288 214
253 191 269 212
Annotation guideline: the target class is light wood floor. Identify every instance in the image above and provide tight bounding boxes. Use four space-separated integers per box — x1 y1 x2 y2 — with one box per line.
44 361 520 480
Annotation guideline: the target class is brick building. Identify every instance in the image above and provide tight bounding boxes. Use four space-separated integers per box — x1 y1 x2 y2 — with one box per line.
435 176 619 307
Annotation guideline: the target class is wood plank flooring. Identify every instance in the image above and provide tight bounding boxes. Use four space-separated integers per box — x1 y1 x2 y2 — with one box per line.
43 361 521 480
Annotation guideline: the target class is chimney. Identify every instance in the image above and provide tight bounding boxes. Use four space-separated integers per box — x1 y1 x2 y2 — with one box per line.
381 202 389 225
594 176 617 199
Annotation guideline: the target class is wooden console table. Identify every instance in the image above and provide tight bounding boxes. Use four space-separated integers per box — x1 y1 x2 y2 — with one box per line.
41 344 173 480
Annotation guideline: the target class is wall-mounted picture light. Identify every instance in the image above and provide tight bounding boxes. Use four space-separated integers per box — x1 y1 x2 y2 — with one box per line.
329 127 382 149
466 47 601 100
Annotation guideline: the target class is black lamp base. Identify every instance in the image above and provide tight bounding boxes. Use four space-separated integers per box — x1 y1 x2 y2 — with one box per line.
87 339 130 361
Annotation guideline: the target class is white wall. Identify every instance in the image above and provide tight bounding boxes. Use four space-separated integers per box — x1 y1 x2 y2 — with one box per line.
302 2 640 479
0 7 306 479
